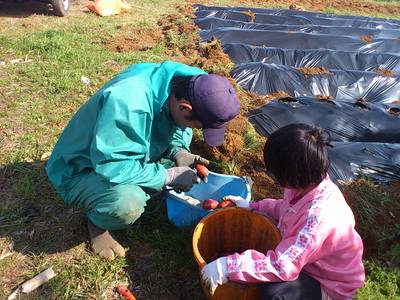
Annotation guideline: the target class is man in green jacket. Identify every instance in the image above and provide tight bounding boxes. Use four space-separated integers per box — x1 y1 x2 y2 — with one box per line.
46 61 240 260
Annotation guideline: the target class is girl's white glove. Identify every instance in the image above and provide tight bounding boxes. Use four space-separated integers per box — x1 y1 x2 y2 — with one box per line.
201 256 228 295
222 195 250 208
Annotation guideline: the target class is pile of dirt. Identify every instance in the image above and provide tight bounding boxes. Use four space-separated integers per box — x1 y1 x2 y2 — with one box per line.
231 0 400 18
315 95 335 104
360 35 373 44
239 151 283 199
239 90 291 111
289 4 305 10
191 132 244 160
375 67 396 77
104 27 163 52
242 9 256 22
388 107 400 116
158 8 234 76
195 38 234 77
226 115 250 136
297 66 332 76
316 95 334 101
269 91 291 99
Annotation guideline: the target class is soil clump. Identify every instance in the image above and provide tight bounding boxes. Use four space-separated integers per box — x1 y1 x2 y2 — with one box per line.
360 35 373 44
297 66 332 76
375 67 396 77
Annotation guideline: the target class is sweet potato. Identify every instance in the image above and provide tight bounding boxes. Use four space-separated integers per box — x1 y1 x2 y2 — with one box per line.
202 199 219 210
195 164 209 178
218 199 236 208
117 285 137 300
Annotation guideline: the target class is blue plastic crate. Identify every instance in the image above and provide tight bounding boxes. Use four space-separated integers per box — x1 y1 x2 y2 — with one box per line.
165 171 252 227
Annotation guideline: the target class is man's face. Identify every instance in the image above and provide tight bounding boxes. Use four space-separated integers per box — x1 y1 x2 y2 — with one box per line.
169 93 203 129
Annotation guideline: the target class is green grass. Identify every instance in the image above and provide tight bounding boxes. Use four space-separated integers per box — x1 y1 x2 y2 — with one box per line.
356 261 400 299
1 0 400 299
243 126 262 151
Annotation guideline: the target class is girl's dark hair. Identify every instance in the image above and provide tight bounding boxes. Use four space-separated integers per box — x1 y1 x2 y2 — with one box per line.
170 76 193 101
263 123 331 189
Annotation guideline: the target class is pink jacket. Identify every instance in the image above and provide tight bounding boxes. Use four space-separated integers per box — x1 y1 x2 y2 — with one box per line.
226 176 365 299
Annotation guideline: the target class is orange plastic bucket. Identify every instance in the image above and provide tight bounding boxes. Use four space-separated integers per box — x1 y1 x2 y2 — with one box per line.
192 207 281 300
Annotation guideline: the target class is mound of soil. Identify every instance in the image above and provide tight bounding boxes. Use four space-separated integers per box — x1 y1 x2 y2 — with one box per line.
297 66 332 76
315 95 335 104
375 67 396 77
360 35 373 44
226 115 250 135
289 4 305 10
195 38 234 77
104 27 163 52
270 91 291 99
388 107 400 116
235 0 400 18
242 9 256 22
316 95 333 101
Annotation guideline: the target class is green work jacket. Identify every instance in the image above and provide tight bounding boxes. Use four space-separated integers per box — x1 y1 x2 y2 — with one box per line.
46 61 206 191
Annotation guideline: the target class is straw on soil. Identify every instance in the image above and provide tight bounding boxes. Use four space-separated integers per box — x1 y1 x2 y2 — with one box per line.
375 67 396 77
239 90 288 110
289 4 305 10
236 0 400 18
158 8 233 75
360 35 373 44
104 27 163 52
297 66 332 76
243 10 256 22
315 95 334 102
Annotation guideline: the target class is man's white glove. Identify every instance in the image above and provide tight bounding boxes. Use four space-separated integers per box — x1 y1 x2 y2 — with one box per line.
165 167 198 192
222 195 250 208
174 150 210 168
201 256 228 295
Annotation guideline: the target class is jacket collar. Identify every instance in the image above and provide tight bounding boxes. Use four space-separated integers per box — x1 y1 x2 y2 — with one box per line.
284 175 331 213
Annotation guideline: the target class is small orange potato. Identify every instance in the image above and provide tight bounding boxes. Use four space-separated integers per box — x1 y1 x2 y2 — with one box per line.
218 199 236 208
202 199 219 210
195 164 209 178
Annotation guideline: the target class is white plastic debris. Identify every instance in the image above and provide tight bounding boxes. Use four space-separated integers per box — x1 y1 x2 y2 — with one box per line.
8 56 32 65
10 58 23 64
40 151 51 161
183 195 201 207
21 267 56 293
7 289 18 300
8 267 57 299
81 76 91 85
0 241 14 260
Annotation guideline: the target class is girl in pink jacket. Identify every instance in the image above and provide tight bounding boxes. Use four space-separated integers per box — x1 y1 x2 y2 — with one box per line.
201 123 365 300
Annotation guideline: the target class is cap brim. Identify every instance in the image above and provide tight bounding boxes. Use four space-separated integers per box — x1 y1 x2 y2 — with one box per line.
203 126 225 147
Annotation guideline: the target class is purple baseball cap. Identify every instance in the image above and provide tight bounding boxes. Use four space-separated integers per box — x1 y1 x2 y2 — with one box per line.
188 74 240 147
